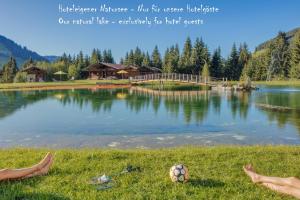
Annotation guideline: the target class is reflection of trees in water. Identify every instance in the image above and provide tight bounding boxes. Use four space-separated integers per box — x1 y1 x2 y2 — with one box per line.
255 92 300 132
0 88 253 125
1 88 300 131
227 92 251 119
0 90 50 119
58 89 114 113
129 89 216 124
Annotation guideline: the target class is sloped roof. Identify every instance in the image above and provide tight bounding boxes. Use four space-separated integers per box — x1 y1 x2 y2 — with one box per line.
85 62 161 72
21 65 45 74
139 66 162 72
101 63 127 69
85 62 136 71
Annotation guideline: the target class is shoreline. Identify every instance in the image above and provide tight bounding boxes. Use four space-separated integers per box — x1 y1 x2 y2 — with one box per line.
0 80 299 91
0 83 132 91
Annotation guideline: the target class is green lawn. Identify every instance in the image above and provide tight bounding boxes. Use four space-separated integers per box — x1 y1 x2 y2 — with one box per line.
0 80 299 90
0 80 130 90
253 80 300 87
0 146 299 200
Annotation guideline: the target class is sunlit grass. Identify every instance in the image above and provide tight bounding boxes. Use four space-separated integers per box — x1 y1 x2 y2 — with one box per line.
0 79 299 90
254 80 300 86
0 146 298 200
0 80 130 90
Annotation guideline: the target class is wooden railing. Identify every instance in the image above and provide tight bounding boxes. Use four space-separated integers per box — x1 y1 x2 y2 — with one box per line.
130 73 227 86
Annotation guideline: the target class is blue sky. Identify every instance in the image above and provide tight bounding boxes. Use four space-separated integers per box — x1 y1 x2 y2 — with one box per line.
0 0 299 62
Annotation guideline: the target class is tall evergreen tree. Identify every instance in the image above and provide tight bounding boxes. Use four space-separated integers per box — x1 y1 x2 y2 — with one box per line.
173 44 180 72
21 57 35 69
102 50 114 63
190 38 209 75
127 50 135 65
76 51 85 70
97 49 102 62
267 32 290 80
120 58 124 64
84 55 90 67
238 43 251 80
134 47 143 66
290 32 300 79
225 43 239 80
179 37 192 73
142 52 151 67
151 46 162 69
210 47 223 78
246 49 271 81
162 48 173 73
1 57 18 83
167 45 180 73
123 52 129 65
91 49 100 64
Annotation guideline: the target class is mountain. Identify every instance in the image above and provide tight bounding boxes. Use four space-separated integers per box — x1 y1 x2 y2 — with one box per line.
255 27 300 51
0 35 49 69
43 55 59 62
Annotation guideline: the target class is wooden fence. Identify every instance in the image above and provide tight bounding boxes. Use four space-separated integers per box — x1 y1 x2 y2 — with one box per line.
130 73 227 86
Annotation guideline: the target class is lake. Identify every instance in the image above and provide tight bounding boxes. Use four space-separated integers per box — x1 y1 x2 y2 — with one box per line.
0 86 299 148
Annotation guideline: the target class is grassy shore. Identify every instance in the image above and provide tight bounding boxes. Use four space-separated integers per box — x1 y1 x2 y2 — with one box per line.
0 80 299 90
0 80 130 90
254 80 300 87
0 146 299 200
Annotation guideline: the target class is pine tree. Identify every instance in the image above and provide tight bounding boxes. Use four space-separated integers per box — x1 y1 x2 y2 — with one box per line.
91 49 99 64
97 49 102 62
210 47 223 78
1 57 18 83
225 43 239 80
76 51 85 70
166 45 180 73
190 38 209 75
103 50 108 63
151 46 162 68
84 55 90 67
142 52 151 67
102 50 114 63
162 48 173 73
22 57 35 69
246 49 271 81
128 50 135 65
267 32 290 80
238 43 251 80
179 37 192 73
201 62 210 80
60 53 68 63
290 32 300 79
123 52 129 65
134 47 143 66
173 44 180 72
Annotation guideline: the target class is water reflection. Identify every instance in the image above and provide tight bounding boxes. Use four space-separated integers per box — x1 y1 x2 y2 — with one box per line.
255 88 300 132
0 87 299 134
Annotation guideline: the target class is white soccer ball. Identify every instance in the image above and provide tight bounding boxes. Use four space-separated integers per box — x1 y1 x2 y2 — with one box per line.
169 164 189 183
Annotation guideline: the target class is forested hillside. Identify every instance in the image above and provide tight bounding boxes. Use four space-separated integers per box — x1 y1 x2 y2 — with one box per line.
0 35 48 68
1 27 300 83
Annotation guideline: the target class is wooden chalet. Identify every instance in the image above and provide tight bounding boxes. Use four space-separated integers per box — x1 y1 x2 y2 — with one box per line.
138 66 162 75
85 62 161 80
22 65 46 82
